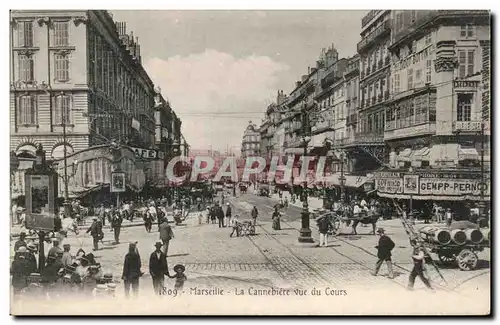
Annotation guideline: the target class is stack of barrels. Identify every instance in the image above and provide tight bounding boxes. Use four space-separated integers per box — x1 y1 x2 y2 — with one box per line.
419 226 490 246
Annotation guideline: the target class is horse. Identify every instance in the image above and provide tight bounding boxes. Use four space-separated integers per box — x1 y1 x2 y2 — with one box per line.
348 210 380 235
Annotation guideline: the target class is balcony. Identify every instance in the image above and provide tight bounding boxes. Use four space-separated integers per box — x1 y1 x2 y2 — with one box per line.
452 121 488 133
355 132 385 145
371 97 376 105
362 10 383 28
357 19 391 53
384 121 436 141
378 94 383 103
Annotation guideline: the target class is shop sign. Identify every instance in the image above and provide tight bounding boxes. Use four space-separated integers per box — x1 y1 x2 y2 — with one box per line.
111 172 126 193
131 147 165 160
453 80 479 89
375 177 403 194
392 44 435 72
403 175 419 194
419 178 490 196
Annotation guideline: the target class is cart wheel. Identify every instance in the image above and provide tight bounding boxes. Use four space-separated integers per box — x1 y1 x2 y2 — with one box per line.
456 249 478 271
438 251 456 264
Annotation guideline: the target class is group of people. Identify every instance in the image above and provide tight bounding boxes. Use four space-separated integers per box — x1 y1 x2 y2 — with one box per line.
203 201 260 237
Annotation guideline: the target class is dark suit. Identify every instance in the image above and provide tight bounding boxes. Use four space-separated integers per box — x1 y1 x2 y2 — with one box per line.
122 252 142 298
373 235 395 278
159 221 174 256
149 250 168 295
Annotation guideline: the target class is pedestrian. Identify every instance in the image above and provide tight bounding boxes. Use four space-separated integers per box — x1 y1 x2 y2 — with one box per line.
210 205 217 224
122 242 142 299
168 264 187 291
86 217 103 251
371 228 395 279
217 203 225 228
61 244 73 267
225 202 232 226
48 238 63 260
25 242 38 273
251 206 259 226
272 206 281 230
149 242 169 295
316 215 329 247
205 207 211 224
11 246 31 298
14 232 27 252
407 239 433 290
229 215 240 237
111 211 123 244
445 208 453 227
159 218 174 257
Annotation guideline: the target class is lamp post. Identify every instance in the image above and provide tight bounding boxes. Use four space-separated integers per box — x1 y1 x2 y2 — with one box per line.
299 134 313 243
408 166 414 224
339 151 346 203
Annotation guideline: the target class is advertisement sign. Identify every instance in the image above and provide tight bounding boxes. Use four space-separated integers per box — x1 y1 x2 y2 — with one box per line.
419 178 490 197
25 174 57 231
111 172 126 193
131 147 165 160
375 177 403 194
403 175 419 194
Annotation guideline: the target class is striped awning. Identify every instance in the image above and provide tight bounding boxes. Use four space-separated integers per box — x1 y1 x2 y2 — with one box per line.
397 148 413 162
413 147 430 161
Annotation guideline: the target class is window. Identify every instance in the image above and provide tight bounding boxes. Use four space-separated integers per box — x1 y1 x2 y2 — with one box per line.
17 21 33 47
460 24 474 38
426 59 432 83
394 73 400 93
53 21 69 46
425 33 432 46
407 68 413 90
415 69 422 87
457 93 473 121
55 54 70 81
54 94 71 125
458 50 474 78
18 54 34 82
18 95 37 125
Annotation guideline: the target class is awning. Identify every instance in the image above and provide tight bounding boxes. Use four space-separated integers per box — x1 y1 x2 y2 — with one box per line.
284 147 304 154
378 192 490 202
459 147 479 161
413 147 430 161
310 133 327 148
397 148 413 162
17 160 34 170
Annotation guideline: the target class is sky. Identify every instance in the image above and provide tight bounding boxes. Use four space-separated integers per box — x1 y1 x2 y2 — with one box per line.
111 10 368 152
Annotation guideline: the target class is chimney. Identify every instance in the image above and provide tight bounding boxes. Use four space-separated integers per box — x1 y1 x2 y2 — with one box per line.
296 81 301 88
311 67 317 74
301 75 308 82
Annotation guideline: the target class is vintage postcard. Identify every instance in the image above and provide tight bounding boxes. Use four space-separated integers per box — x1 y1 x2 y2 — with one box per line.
9 8 491 315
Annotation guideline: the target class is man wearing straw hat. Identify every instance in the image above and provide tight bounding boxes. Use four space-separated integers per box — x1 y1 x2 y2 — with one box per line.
149 241 168 295
371 228 395 279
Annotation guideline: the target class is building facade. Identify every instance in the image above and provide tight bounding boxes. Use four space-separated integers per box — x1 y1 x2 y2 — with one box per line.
375 10 491 203
241 121 261 159
356 10 392 171
10 10 185 199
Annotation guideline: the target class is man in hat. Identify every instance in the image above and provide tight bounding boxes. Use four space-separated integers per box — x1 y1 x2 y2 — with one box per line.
445 208 453 227
26 242 38 273
159 218 174 257
251 206 259 226
371 228 395 279
111 210 123 244
86 217 103 251
224 202 232 227
122 242 142 298
14 232 27 252
149 241 169 295
216 202 225 228
48 238 63 260
408 239 433 290
61 244 73 267
11 246 31 297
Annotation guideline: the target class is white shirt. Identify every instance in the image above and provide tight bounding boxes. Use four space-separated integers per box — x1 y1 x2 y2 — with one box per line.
446 212 452 219
123 204 130 211
360 199 367 207
148 206 157 215
353 205 361 214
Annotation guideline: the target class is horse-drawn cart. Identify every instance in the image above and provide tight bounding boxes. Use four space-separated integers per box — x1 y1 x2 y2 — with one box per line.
425 242 488 271
316 209 381 235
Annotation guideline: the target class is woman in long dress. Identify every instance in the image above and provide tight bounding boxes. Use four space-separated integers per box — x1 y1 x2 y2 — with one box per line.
272 206 281 230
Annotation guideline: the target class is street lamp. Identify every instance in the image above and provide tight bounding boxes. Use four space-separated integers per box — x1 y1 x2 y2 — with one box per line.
408 166 414 224
298 135 313 243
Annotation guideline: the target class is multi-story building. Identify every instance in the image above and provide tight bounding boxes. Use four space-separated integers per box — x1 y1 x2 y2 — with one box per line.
260 90 286 158
356 10 392 171
10 10 184 200
340 55 360 173
240 121 261 159
375 10 491 208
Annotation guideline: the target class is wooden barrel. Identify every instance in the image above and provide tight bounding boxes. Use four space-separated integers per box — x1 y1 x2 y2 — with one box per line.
480 228 490 242
450 229 467 245
465 228 484 244
419 226 451 245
